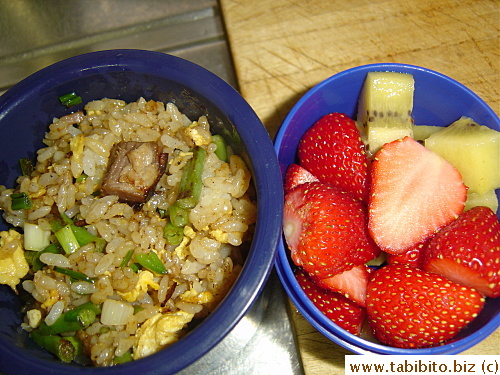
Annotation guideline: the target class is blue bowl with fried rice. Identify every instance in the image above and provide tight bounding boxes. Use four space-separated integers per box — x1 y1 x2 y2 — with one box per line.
0 50 283 374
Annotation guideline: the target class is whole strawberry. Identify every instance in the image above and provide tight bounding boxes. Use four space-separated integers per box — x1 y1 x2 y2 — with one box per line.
366 264 485 349
283 181 380 279
423 206 500 298
386 240 427 269
295 268 366 335
298 113 369 202
313 264 372 307
284 163 319 194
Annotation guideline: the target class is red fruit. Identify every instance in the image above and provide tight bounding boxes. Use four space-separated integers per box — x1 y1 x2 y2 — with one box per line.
284 163 319 194
314 264 372 307
298 113 369 201
368 136 466 254
366 264 485 349
423 206 500 298
295 268 366 335
283 182 380 278
386 240 427 269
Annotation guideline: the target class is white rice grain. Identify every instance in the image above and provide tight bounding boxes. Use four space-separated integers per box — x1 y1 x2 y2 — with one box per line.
94 253 115 275
45 300 64 326
71 281 97 295
40 253 71 268
177 301 203 314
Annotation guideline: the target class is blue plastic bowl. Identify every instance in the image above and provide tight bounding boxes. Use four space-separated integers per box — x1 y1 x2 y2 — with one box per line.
274 63 500 354
0 50 283 374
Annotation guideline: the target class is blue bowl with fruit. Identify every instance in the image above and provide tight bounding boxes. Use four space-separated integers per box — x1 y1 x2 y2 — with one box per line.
274 63 500 354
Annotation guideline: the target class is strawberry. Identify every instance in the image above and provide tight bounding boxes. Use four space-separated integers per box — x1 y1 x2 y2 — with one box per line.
295 268 366 335
386 240 427 269
366 264 485 349
283 182 380 278
284 163 319 194
423 206 500 298
368 136 466 254
297 113 369 202
313 264 372 307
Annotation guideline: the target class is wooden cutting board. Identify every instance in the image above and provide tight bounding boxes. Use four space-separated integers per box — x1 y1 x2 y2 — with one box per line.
220 0 499 373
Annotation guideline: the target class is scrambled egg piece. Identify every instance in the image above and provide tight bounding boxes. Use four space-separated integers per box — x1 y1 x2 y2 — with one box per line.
27 176 46 199
185 123 211 147
117 270 160 302
27 309 42 329
133 310 194 360
174 226 196 260
210 229 229 243
179 288 214 305
41 289 60 309
70 133 85 178
0 230 29 292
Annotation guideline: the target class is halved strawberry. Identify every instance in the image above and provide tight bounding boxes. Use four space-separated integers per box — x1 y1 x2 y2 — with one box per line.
313 264 372 307
298 113 370 202
386 240 427 269
423 206 500 297
284 163 319 194
283 182 380 278
295 268 366 335
366 264 485 349
368 136 466 254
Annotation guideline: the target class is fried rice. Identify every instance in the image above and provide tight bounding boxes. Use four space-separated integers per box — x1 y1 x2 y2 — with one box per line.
0 97 256 366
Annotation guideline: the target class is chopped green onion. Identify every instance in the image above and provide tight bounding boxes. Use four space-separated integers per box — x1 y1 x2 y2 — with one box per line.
58 92 82 107
52 214 106 252
113 350 133 365
31 243 63 272
133 305 144 314
99 326 112 334
53 267 95 283
129 263 140 273
164 221 184 245
75 173 88 183
38 308 96 335
100 299 134 326
19 158 33 176
70 224 106 252
10 192 33 210
168 203 189 228
176 197 197 209
50 219 65 233
63 302 101 322
65 336 83 357
212 134 228 162
157 208 167 218
60 212 74 225
177 147 206 204
30 330 76 363
167 147 206 230
54 225 80 254
134 251 167 274
23 222 51 251
120 249 135 268
23 250 38 266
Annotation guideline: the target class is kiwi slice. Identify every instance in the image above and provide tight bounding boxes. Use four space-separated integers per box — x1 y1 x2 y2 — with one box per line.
412 124 442 142
465 190 498 213
425 116 500 194
357 71 415 154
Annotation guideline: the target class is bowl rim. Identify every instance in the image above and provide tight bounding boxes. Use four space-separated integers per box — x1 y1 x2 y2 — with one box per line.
0 49 283 374
273 62 500 355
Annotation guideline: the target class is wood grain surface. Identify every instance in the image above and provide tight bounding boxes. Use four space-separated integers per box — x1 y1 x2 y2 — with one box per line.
220 0 499 373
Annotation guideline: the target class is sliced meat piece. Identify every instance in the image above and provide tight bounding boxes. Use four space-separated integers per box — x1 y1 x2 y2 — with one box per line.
101 141 168 204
